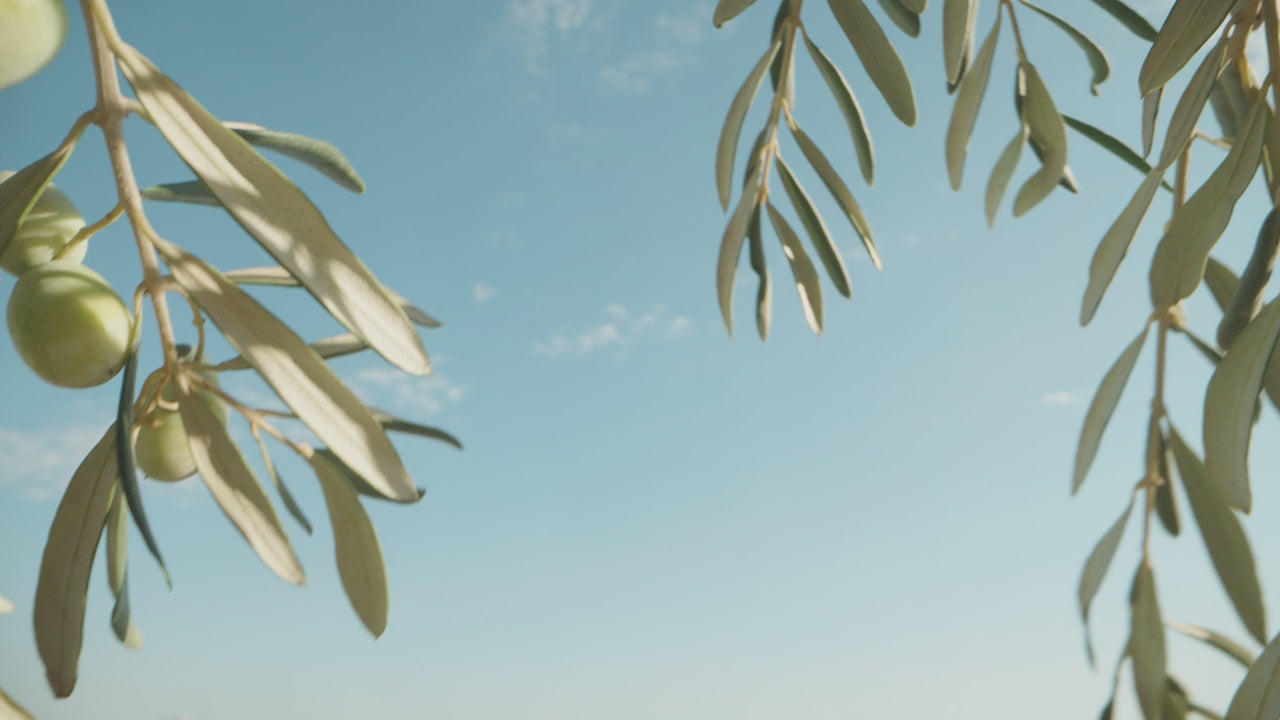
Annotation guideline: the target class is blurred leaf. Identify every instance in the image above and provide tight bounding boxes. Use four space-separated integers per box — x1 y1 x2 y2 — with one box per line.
117 345 170 586
789 126 880 268
767 202 824 334
1080 168 1164 325
34 426 118 698
309 451 390 637
221 265 442 328
1154 426 1181 536
1165 677 1193 720
1020 2 1110 96
104 490 143 648
1158 38 1227 169
1179 325 1225 365
1226 630 1280 720
1013 63 1067 216
0 689 33 720
139 180 221 206
718 171 763 336
117 44 430 376
0 596 11 614
223 121 365 193
253 431 313 536
1211 62 1251 142
828 0 917 126
1131 562 1168 720
1149 97 1267 307
876 0 921 36
747 205 772 340
1139 0 1234 96
943 0 977 86
714 0 758 27
1073 325 1149 494
1204 297 1280 513
1169 428 1267 643
775 153 852 297
1167 621 1256 668
1205 257 1241 314
1089 0 1158 42
716 39 781 211
180 383 304 584
1078 495 1135 665
0 146 72 268
372 409 465 450
985 123 1028 227
1062 115 1172 191
1143 88 1162 159
769 2 796 109
946 12 1000 190
216 333 370 372
156 239 421 504
803 35 876 185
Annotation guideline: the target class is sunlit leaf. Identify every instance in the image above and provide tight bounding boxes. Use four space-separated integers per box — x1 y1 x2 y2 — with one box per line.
1078 494 1135 665
155 239 420 503
1139 0 1234 96
104 490 143 648
1073 325 1149 494
747 205 772 340
789 126 880 268
1204 297 1280 513
876 0 921 37
139 180 221 206
34 426 118 698
714 0 758 27
220 265 442 328
116 44 430 376
223 121 365 193
1089 0 1158 42
1142 87 1162 159
1013 62 1067 216
1063 115 1172 190
1225 630 1280 720
776 153 852 297
827 0 917 126
767 202 824 334
1218 210 1280 350
0 146 72 266
1020 2 1110 96
985 123 1028 227
716 39 781 210
216 333 370 372
309 451 390 637
946 12 1000 190
1131 561 1168 720
1158 38 1226 169
1167 621 1256 668
253 431 313 536
718 172 763 336
1169 428 1266 643
803 36 876 185
0 688 33 720
1081 168 1164 325
943 0 977 86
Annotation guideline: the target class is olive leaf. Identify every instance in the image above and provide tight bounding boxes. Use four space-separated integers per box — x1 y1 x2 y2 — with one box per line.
1080 168 1165 325
1139 0 1235 96
104 490 144 648
876 0 921 37
1211 62 1253 143
1074 325 1149 494
1218 209 1280 350
827 0 917 126
139 180 221 206
1157 38 1226 169
1062 115 1172 190
769 3 797 110
216 333 370 372
1205 256 1241 314
0 596 11 614
1089 0 1158 42
803 35 876 186
985 123 1028 227
1019 2 1110 96
373 409 465 451
116 43 431 377
34 425 118 698
0 689 34 720
219 265 442 328
775 153 852 297
716 39 781 211
1169 428 1267 644
1131 561 1168 720
714 0 758 27
943 0 977 87
154 238 421 504
1013 63 1067 217
253 430 313 536
0 146 73 266
309 451 390 637
1078 494 1135 665
222 121 365 193
946 11 1000 191
1204 297 1280 513
767 202 824 334
789 125 880 268
897 0 926 12
1167 621 1256 668
747 206 772 340
1225 629 1280 720
718 172 764 336
1142 87 1162 159
117 344 170 586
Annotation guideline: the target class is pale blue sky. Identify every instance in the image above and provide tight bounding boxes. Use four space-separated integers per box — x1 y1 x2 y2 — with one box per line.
2 1 1277 718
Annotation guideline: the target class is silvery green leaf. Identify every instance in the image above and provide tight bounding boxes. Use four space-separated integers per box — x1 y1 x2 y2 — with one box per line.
1140 0 1235 96
767 202 824 334
223 121 365 193
1080 168 1164 325
1013 63 1067 216
718 172 763 336
1019 2 1110 96
876 0 921 36
1063 115 1172 190
985 122 1028 227
1158 38 1226 169
1167 621 1256 668
803 36 876 185
946 11 1000 190
1131 562 1168 720
1078 494 1135 665
104 490 143 648
253 431 313 536
309 451 390 637
828 0 917 126
139 180 220 206
1225 630 1280 720
716 39 782 211
747 205 772 340
714 0 758 27
0 146 72 266
1142 88 1162 159
943 0 977 86
1074 325 1149 494
775 152 852 297
789 125 880 268
1089 0 1157 42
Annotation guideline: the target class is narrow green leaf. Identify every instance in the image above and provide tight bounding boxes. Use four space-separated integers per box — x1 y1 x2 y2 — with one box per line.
223 121 365 193
946 12 1001 190
1020 2 1110 95
718 173 762 336
104 490 143 648
714 0 758 27
1081 168 1164 325
1167 621 1256 668
1218 210 1280 350
1131 562 1168 720
776 152 852 297
1179 325 1225 365
768 3 796 110
1149 97 1267 307
155 239 420 504
1063 115 1172 191
139 180 221 206
117 44 430 376
1143 88 1162 159
1078 495 1135 665
985 123 1028 226
898 0 926 12
1153 425 1181 536
372 409 465 450
943 0 977 86
220 265 442 328
0 688 34 720
1211 62 1252 142
116 345 170 587
803 36 876 185
1204 297 1280 513
309 451 390 637
716 39 781 210
747 204 772 340
827 0 917 126
876 0 921 37
1166 677 1193 720
789 126 880 268
1089 0 1158 42
34 426 118 698
1073 325 1149 494
766 202 824 334
1140 0 1235 96
1205 257 1241 313
253 431 313 536
1226 630 1280 720
1013 63 1067 216
0 146 72 264
1158 38 1226 169
215 333 371 372
1170 428 1267 643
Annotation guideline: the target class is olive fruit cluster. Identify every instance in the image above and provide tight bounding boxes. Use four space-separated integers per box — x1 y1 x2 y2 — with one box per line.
135 357 228 483
3 174 133 388
0 0 70 90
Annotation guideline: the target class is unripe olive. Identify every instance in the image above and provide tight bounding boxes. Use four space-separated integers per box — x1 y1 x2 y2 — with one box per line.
0 0 70 91
135 361 227 483
7 260 132 388
0 171 87 275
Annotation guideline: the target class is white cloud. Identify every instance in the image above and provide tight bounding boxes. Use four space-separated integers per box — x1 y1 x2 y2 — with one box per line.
1042 391 1083 407
533 303 692 357
350 367 467 414
504 0 601 73
599 4 709 93
473 283 496 303
0 423 110 500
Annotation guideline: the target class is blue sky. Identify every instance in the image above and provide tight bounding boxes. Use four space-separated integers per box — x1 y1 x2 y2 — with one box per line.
3 0 1279 718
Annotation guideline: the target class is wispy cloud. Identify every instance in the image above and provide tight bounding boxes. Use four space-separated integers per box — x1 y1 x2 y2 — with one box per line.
473 283 497 303
350 366 467 414
533 303 692 357
503 0 603 74
0 423 110 500
599 4 710 93
1042 391 1083 407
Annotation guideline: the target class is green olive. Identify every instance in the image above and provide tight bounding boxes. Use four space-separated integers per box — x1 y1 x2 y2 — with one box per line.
0 171 87 275
135 362 227 483
0 0 70 91
7 260 132 388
